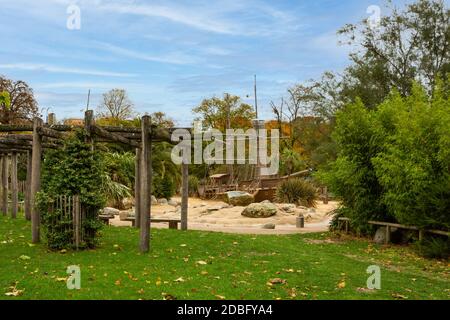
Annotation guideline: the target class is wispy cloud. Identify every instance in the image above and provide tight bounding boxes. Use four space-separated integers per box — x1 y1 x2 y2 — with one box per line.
92 42 197 65
0 63 136 77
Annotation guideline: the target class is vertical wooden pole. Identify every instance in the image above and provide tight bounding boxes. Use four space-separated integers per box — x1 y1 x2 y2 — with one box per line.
84 110 94 151
0 156 3 215
31 118 43 243
25 151 32 220
2 154 9 216
323 186 329 205
385 226 391 245
11 152 18 219
139 116 152 253
181 163 189 231
134 148 141 229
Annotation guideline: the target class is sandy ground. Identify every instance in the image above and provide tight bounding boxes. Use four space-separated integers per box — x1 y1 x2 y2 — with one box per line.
110 197 339 235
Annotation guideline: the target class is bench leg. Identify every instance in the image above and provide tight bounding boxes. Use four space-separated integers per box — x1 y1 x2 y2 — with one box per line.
385 226 391 244
169 221 178 230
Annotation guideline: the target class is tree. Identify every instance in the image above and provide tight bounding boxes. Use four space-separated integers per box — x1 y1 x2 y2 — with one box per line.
193 93 255 131
338 0 449 99
0 76 39 124
97 89 134 120
151 112 175 128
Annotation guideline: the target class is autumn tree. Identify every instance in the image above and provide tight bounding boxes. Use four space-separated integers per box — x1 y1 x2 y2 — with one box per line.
0 76 39 124
97 89 134 120
193 93 255 131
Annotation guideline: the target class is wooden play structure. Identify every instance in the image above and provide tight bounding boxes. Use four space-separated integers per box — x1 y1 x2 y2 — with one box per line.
0 111 190 253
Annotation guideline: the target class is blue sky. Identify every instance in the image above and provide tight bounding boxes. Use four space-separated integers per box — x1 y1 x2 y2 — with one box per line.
0 0 409 126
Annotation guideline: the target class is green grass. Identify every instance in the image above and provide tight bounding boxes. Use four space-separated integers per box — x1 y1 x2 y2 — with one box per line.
0 214 448 300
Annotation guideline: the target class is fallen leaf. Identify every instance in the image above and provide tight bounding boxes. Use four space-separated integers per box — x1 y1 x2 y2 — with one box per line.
215 295 226 300
174 277 185 283
268 278 286 285
337 281 346 289
196 260 207 265
162 292 176 300
19 255 30 261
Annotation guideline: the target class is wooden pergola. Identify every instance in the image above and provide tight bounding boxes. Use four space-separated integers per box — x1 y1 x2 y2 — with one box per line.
0 110 189 253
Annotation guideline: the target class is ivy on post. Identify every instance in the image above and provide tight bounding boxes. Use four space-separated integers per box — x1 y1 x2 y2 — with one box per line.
31 117 43 243
139 115 152 253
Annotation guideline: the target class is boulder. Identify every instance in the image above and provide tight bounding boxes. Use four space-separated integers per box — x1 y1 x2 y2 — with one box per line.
122 197 134 210
262 223 276 230
226 191 254 207
151 195 158 205
242 203 278 218
280 204 296 213
261 200 271 204
103 207 120 216
158 198 168 205
168 199 178 207
374 227 388 244
119 210 133 221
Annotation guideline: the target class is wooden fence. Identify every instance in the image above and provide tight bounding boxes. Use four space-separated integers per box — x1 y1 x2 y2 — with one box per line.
48 195 83 249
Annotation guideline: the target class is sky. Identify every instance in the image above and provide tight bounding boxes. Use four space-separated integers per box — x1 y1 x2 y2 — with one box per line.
0 0 410 126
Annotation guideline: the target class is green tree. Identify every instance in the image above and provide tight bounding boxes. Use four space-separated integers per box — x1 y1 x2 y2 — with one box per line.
193 93 255 131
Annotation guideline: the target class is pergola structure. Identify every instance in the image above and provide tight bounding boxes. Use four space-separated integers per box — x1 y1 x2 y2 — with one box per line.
0 110 189 253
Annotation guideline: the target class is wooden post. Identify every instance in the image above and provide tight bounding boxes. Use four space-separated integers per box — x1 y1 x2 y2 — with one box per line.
11 152 18 219
134 148 141 229
139 116 152 253
385 226 391 245
84 110 94 151
25 151 32 220
323 186 329 205
31 118 43 243
419 230 424 242
2 154 9 216
47 113 56 126
181 163 189 231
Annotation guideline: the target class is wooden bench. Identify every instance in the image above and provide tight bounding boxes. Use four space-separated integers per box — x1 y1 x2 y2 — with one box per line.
99 214 115 225
123 217 181 230
368 221 449 244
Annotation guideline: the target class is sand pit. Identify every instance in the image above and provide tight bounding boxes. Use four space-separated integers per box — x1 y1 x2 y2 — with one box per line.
110 197 339 235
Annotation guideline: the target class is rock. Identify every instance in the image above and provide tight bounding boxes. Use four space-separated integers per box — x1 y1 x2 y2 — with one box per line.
168 199 178 207
242 203 277 218
374 227 388 244
119 210 133 221
158 198 168 205
261 200 271 204
122 197 134 210
103 207 120 216
206 206 222 213
226 191 254 207
280 204 296 213
262 223 276 230
151 195 158 205
308 208 316 213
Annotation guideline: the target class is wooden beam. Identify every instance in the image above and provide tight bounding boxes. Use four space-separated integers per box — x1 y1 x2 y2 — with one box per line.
38 127 65 139
91 125 140 148
11 152 18 219
139 116 152 253
134 148 141 229
0 124 33 132
31 118 43 243
25 151 32 221
181 163 189 231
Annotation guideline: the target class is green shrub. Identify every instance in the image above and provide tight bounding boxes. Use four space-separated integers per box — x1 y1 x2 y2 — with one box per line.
413 237 450 260
153 175 176 200
188 175 199 197
275 178 318 207
36 131 106 250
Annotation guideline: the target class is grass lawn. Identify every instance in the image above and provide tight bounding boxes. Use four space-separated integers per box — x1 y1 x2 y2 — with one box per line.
0 214 448 300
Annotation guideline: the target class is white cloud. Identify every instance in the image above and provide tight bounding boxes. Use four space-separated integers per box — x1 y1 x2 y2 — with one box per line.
0 63 136 77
